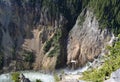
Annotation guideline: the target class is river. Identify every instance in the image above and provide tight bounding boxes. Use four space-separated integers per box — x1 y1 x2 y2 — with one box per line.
0 71 54 82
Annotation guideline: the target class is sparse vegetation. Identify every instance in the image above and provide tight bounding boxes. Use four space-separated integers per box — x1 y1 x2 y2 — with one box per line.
81 34 120 82
43 39 53 53
43 29 62 57
88 0 120 35
48 46 60 57
78 15 85 26
11 72 20 82
36 79 42 82
24 51 35 63
54 73 60 82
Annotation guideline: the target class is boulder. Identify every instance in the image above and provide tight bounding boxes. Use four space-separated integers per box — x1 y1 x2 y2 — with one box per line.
19 73 31 82
105 69 120 82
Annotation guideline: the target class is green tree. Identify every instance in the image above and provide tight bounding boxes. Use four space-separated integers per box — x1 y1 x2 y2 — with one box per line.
82 34 120 82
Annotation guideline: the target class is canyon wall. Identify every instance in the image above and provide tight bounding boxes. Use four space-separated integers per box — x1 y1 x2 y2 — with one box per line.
67 9 114 68
0 0 115 73
0 0 82 72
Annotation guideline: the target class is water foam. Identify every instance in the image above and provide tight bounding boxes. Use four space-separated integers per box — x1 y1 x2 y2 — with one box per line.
0 71 54 82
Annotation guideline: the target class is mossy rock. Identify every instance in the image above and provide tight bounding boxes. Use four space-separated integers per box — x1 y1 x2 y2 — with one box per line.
11 72 20 82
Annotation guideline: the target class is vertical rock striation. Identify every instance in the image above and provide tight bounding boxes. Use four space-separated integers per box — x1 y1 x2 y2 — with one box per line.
0 0 116 72
0 0 82 72
67 9 113 68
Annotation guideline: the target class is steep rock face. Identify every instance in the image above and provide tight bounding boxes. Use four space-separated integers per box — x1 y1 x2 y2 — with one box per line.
67 9 113 68
0 0 116 72
0 0 82 72
0 0 61 72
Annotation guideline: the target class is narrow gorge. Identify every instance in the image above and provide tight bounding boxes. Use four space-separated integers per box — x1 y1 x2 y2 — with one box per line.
0 0 120 82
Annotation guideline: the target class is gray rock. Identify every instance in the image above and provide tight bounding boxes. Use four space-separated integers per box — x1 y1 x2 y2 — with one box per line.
67 8 113 68
105 69 120 82
23 78 31 82
19 73 31 82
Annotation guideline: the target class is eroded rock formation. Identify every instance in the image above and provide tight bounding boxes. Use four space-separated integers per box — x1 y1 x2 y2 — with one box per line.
0 0 115 73
67 9 114 68
0 0 81 72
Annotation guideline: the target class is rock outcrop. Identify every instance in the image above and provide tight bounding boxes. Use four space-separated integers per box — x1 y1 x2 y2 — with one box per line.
0 0 82 72
105 69 120 82
67 9 113 68
0 0 62 72
19 74 31 82
0 0 116 72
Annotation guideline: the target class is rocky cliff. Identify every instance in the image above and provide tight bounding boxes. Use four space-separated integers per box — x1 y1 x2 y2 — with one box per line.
0 0 82 72
67 9 114 68
0 0 118 73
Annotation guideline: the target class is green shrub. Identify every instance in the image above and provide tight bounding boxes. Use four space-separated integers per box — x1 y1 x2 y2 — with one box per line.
47 29 61 57
43 29 61 57
24 51 35 63
54 73 60 82
43 39 53 53
47 46 60 57
11 72 20 82
81 34 120 82
36 79 42 82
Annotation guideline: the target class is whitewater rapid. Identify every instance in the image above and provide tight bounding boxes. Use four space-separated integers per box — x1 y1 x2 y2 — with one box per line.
0 71 54 82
